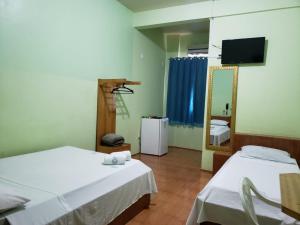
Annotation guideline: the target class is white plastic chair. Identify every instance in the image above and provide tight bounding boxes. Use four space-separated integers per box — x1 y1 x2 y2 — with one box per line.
239 177 281 225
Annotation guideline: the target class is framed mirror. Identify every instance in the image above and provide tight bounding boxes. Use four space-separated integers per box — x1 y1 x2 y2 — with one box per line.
206 66 238 151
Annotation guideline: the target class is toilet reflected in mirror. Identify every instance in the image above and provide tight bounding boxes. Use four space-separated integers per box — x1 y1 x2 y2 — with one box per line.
206 66 238 151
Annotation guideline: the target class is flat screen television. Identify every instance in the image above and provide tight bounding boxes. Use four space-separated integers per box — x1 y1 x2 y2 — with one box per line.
221 37 265 64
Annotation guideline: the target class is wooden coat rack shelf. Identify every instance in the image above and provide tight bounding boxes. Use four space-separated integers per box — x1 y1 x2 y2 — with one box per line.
96 79 141 153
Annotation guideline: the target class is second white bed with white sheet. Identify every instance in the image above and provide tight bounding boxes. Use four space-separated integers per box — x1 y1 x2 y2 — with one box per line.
0 146 157 225
186 151 300 225
210 125 230 146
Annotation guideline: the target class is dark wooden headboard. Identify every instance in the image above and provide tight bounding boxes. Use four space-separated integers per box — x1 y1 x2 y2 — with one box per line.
233 133 300 163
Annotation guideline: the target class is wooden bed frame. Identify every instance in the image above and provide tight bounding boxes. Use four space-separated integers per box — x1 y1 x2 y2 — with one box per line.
108 194 150 225
202 132 300 225
3 194 150 225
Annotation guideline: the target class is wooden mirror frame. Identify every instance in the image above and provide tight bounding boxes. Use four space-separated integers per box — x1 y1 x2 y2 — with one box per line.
206 66 238 152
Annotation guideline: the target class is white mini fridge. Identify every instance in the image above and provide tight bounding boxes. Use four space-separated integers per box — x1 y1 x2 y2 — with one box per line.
141 117 168 156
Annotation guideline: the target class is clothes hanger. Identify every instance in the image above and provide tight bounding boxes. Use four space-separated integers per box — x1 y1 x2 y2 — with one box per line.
111 83 134 94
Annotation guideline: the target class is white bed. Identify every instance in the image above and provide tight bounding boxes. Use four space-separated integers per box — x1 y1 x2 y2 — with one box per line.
0 146 157 225
186 151 300 225
210 125 230 146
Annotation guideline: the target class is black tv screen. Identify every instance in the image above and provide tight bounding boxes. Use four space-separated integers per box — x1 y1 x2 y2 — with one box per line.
221 37 265 64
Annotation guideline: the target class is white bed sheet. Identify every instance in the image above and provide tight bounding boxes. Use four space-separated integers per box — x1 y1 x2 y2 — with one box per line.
0 146 157 225
186 151 300 225
210 125 230 145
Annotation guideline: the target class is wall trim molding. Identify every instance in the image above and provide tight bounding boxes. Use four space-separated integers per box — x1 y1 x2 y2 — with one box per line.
133 0 300 28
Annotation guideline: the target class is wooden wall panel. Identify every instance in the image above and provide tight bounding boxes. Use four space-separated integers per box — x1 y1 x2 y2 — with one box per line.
96 82 116 150
96 79 140 152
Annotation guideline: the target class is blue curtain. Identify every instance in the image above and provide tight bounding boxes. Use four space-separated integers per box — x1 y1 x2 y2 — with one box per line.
166 57 208 127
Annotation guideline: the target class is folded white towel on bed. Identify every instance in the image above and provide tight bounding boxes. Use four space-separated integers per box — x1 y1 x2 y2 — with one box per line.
111 151 131 161
103 154 126 165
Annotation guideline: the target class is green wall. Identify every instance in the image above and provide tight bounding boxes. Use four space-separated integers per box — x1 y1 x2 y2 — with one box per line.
133 0 300 28
202 7 300 170
117 28 165 154
0 0 165 157
132 0 300 170
2 0 299 168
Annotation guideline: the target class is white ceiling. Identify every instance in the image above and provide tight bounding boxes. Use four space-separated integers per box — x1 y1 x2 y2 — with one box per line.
117 0 209 12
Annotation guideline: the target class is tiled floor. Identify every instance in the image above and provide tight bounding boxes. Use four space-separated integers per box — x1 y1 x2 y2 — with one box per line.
128 147 212 225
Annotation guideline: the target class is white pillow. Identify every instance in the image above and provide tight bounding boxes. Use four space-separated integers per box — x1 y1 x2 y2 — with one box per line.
210 119 228 126
241 145 295 164
0 189 30 213
241 145 290 156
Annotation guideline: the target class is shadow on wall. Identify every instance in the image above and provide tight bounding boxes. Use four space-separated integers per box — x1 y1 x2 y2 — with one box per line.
116 94 130 118
139 29 165 50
